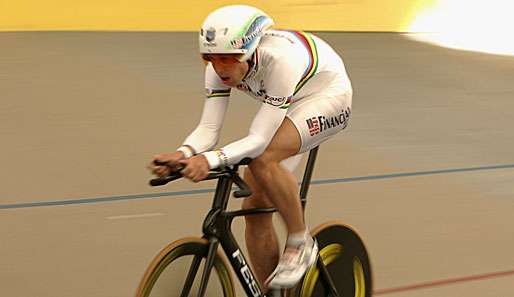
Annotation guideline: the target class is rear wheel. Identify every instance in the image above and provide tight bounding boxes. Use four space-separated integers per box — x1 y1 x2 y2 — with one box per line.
136 237 235 297
287 221 372 297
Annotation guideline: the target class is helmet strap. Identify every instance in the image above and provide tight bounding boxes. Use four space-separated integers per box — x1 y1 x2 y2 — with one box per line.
242 61 253 80
242 52 256 80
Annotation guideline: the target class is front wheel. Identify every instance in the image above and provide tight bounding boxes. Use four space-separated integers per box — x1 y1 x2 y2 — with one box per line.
287 220 373 297
135 237 235 297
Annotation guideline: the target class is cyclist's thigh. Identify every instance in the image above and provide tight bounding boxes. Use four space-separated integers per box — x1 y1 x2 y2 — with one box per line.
280 152 306 173
287 87 352 153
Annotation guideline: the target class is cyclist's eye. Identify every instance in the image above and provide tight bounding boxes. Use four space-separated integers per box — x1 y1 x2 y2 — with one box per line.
222 57 238 64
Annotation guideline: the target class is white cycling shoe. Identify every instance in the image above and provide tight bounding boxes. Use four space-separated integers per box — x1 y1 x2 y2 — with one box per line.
266 238 319 289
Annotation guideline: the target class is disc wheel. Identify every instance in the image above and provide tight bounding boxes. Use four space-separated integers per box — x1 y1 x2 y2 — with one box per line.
287 221 373 297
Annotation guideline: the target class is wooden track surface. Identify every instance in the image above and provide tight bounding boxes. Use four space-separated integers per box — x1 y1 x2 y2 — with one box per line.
1 32 513 297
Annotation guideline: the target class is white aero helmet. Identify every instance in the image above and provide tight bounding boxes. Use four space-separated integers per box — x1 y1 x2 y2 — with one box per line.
199 5 274 62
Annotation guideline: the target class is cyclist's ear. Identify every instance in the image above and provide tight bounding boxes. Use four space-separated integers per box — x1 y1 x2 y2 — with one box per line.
201 54 211 65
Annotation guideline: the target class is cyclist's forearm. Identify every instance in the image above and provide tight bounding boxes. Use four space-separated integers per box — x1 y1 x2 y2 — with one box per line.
180 97 228 154
203 104 287 169
182 125 220 154
203 134 268 169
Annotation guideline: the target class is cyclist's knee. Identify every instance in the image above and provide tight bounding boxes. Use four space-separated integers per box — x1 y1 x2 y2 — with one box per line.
248 153 278 177
243 161 275 226
244 167 267 197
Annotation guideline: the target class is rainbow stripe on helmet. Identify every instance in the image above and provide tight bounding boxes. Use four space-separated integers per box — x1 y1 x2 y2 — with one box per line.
228 13 273 51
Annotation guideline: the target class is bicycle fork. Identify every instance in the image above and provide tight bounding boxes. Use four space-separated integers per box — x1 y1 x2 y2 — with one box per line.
180 238 220 297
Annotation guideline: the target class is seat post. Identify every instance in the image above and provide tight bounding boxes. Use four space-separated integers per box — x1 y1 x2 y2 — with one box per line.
299 146 319 211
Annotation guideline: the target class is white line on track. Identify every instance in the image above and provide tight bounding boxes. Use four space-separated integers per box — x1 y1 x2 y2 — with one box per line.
106 213 165 220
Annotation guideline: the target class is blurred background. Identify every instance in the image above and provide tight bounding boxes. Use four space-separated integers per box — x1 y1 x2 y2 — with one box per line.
2 0 430 31
1 1 513 297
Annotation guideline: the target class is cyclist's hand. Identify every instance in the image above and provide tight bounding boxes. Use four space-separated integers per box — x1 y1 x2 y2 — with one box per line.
148 151 185 177
179 155 210 182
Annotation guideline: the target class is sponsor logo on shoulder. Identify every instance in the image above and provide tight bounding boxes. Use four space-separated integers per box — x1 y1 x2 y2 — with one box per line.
264 95 290 107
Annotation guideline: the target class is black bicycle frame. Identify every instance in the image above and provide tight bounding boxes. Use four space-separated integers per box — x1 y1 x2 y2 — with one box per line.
178 146 339 297
200 171 274 297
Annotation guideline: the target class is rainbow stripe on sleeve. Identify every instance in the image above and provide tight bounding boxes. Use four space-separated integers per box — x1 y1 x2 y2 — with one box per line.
206 89 231 98
279 97 293 109
291 31 319 95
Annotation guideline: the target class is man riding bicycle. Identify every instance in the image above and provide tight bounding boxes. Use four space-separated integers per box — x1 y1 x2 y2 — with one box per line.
148 4 353 293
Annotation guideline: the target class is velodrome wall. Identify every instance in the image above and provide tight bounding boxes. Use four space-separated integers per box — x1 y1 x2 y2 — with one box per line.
0 0 436 31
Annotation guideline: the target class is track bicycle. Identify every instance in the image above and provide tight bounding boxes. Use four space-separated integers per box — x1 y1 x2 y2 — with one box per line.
135 146 372 297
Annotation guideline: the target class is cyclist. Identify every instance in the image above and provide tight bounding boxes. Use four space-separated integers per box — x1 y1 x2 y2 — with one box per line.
148 4 353 291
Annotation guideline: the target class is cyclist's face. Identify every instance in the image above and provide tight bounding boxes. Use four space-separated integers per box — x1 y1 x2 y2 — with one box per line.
203 54 248 87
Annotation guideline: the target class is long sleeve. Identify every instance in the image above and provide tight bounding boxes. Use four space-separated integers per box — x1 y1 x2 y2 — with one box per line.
180 63 231 154
201 49 305 169
181 96 229 154
202 102 287 168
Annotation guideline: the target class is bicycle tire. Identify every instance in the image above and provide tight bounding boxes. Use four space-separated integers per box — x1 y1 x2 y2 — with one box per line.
287 220 373 297
135 237 235 297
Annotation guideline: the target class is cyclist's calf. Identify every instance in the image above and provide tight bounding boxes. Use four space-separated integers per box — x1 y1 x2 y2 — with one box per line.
242 167 275 225
241 167 280 289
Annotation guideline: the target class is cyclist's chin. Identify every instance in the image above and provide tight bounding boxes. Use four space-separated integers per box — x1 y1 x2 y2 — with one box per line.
221 77 241 87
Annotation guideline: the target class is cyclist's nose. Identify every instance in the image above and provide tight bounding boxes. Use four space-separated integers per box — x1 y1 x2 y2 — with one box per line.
215 61 229 69
213 63 232 76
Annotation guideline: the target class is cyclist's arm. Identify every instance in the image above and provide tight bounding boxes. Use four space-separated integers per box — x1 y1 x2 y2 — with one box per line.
178 96 229 157
202 52 306 168
177 64 231 157
203 103 288 168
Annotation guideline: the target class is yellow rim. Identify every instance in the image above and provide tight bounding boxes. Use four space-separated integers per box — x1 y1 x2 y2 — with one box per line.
353 257 366 297
300 244 366 297
140 244 234 297
300 243 344 297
